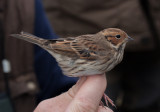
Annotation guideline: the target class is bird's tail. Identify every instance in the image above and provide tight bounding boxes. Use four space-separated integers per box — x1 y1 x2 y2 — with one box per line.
11 32 47 46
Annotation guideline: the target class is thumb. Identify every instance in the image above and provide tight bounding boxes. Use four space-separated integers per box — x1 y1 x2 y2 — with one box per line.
66 74 107 112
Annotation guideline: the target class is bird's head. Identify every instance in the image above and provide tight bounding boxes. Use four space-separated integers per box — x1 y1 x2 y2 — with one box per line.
99 28 133 49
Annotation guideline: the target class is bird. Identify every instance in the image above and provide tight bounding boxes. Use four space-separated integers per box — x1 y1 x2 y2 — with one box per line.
11 28 133 107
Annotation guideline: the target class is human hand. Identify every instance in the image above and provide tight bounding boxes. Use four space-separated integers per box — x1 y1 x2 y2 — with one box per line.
34 74 113 112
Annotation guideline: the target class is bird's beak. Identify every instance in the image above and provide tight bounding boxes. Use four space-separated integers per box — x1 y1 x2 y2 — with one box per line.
127 36 134 41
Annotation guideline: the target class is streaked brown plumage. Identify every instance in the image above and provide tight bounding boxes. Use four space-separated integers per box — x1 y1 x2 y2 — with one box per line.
11 28 132 107
11 28 132 77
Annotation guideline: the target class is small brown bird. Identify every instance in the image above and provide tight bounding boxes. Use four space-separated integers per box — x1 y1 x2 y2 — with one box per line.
11 28 132 107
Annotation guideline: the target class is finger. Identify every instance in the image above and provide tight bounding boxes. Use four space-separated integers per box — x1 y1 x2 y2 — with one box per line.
98 106 113 112
66 74 107 112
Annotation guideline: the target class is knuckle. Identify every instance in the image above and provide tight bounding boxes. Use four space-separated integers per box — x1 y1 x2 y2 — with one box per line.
67 86 77 98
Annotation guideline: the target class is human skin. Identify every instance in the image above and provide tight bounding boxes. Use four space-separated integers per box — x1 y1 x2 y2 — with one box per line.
34 74 113 112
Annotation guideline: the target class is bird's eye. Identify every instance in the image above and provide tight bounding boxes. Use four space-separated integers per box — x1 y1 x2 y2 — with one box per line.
115 35 121 39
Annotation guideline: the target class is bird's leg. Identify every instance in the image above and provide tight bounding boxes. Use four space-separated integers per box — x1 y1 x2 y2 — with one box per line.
99 101 105 107
103 93 116 108
103 94 109 107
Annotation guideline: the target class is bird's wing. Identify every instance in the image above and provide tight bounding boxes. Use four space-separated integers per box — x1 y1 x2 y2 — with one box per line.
49 35 107 60
46 37 79 57
71 35 107 60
